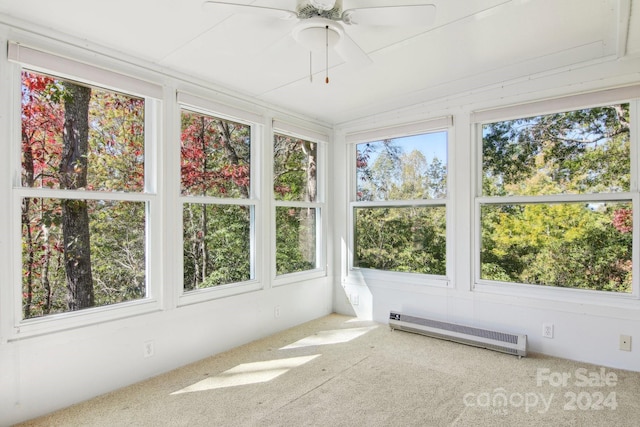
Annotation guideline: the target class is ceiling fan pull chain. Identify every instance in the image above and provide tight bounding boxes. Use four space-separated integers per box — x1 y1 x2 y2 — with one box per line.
325 25 329 84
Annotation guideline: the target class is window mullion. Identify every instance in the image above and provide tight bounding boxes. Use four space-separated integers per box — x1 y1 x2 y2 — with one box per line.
17 188 154 202
478 192 636 205
351 199 447 208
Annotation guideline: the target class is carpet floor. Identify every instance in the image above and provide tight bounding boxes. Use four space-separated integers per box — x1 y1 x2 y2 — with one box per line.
18 314 640 426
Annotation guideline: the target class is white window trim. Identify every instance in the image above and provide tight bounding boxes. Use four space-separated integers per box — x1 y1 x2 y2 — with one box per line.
271 129 327 284
7 58 163 340
8 42 163 99
176 96 263 305
473 95 640 303
347 123 451 287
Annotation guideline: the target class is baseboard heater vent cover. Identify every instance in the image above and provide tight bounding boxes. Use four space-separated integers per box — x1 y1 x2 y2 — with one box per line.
389 311 527 357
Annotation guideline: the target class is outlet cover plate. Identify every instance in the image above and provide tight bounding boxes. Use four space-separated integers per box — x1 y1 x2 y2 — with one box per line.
144 340 155 358
620 335 632 351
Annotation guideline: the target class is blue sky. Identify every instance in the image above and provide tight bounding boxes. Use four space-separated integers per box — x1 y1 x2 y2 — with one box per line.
357 130 448 165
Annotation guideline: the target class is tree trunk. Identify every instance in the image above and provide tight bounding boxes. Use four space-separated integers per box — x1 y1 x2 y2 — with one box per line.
218 121 249 198
59 82 94 311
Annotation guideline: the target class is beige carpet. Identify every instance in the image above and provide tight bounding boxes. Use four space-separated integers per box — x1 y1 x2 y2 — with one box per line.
18 314 640 426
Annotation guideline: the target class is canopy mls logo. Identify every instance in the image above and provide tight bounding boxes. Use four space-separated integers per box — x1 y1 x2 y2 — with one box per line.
536 367 618 388
462 366 620 416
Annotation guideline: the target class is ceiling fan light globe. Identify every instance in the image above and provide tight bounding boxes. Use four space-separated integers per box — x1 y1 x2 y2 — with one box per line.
296 27 340 51
292 18 343 51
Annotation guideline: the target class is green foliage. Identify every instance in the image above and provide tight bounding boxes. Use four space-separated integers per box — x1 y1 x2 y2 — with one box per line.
275 207 316 275
183 204 251 290
180 110 253 289
482 105 630 196
481 104 632 292
273 134 318 275
354 206 446 274
354 133 448 274
90 201 146 304
273 134 317 202
481 203 632 292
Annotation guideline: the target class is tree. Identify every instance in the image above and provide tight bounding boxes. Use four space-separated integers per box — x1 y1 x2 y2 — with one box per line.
59 82 94 310
21 72 64 317
354 137 447 274
273 134 318 275
21 70 147 318
481 105 632 291
482 106 630 196
180 111 251 289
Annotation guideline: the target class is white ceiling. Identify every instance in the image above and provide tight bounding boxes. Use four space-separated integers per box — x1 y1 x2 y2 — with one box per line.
0 0 637 125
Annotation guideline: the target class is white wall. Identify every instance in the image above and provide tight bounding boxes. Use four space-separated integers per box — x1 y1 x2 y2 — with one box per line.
0 279 331 425
334 54 640 373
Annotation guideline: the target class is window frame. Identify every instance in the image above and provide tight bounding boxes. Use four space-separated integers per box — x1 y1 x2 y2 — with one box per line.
176 96 263 306
473 95 640 301
347 119 452 287
272 125 327 285
6 48 164 339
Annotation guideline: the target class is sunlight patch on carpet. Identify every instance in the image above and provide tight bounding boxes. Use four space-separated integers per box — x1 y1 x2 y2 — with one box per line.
171 354 321 394
280 326 378 350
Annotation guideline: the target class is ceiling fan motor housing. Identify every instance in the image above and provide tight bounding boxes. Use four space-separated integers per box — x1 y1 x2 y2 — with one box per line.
298 0 342 20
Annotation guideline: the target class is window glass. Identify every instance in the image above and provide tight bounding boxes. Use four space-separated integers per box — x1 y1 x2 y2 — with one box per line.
20 70 148 319
482 105 630 196
481 202 632 292
180 109 253 290
275 207 317 275
181 110 250 198
356 132 447 202
274 134 317 202
354 206 446 274
353 131 448 276
21 71 145 192
182 203 252 290
480 103 633 293
22 198 146 319
274 133 320 276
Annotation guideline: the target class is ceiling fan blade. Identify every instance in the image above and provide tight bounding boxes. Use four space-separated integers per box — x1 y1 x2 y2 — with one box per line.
203 1 297 20
334 31 372 67
342 4 436 26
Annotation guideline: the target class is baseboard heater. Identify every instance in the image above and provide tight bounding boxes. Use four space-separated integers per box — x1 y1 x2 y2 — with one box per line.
389 311 527 358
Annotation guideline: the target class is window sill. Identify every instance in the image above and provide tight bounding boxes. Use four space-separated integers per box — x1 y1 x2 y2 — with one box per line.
177 280 263 307
273 269 327 287
474 280 640 316
7 298 162 342
348 268 450 290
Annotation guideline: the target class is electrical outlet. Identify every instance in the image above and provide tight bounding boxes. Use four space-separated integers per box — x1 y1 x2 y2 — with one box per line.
144 340 155 358
349 293 359 306
274 306 281 318
620 335 632 351
542 323 554 339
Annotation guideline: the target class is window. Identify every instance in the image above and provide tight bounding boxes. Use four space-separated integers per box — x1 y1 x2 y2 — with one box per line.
478 103 634 293
273 133 322 276
180 108 254 291
352 131 448 275
19 70 150 319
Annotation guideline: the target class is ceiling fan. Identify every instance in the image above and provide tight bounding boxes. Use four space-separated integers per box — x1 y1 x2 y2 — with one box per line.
203 0 436 82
